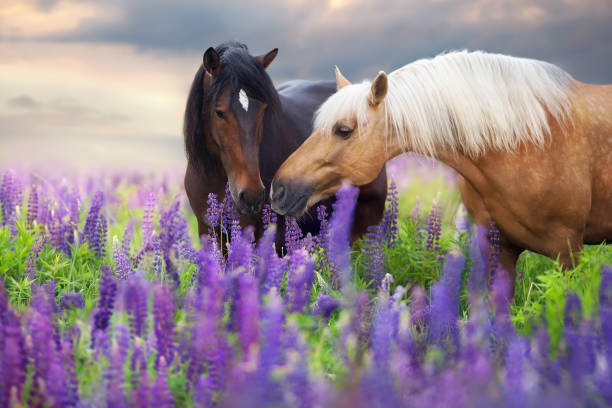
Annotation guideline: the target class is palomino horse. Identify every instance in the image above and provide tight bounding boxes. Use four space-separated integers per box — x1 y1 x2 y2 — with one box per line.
271 50 612 294
183 42 387 249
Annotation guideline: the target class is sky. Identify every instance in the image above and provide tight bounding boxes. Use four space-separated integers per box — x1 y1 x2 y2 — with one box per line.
1 0 611 171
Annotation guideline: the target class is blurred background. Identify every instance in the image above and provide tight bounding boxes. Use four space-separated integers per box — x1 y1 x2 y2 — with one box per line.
1 0 611 172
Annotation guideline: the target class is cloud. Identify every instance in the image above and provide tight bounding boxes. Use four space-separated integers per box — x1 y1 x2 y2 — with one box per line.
7 94 39 109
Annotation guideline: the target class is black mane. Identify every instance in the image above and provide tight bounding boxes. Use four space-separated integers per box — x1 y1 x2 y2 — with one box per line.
183 41 280 172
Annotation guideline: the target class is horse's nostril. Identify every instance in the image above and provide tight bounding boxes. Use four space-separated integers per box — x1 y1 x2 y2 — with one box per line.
272 183 286 202
238 190 247 204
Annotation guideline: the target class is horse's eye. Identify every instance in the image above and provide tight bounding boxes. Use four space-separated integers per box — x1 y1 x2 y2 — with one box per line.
335 126 353 139
215 109 225 119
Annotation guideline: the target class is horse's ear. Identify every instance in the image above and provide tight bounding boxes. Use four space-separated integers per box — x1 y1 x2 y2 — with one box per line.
256 48 278 69
203 47 221 76
334 65 351 89
369 71 388 107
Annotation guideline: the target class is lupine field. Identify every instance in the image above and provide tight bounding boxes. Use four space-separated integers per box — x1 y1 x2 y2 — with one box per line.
0 161 611 408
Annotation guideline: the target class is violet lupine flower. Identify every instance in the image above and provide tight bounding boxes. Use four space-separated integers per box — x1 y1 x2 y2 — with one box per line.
561 293 595 384
68 187 80 226
315 294 340 319
60 292 85 310
29 289 56 387
237 273 260 356
91 266 117 350
381 180 399 246
427 251 464 354
2 310 27 406
151 232 163 277
316 205 330 253
45 346 68 408
61 336 80 407
409 286 429 326
106 342 127 408
284 216 303 254
468 226 489 296
363 224 385 287
122 219 135 258
193 375 213 408
227 227 254 273
24 234 47 280
88 213 108 258
504 337 528 408
0 170 21 226
262 203 277 230
287 249 315 313
329 184 359 289
130 368 152 408
222 183 239 234
254 226 276 291
82 190 104 244
124 276 148 338
490 269 514 342
368 293 402 407
600 266 612 363
27 185 39 226
487 222 501 279
426 201 442 251
152 357 175 408
153 285 175 368
113 236 131 279
205 192 221 241
142 191 156 249
284 324 313 408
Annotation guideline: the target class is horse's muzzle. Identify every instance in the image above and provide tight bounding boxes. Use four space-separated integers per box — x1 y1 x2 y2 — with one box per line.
270 179 313 218
236 188 266 215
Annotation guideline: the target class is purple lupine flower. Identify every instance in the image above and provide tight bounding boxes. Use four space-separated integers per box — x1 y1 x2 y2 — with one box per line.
561 293 594 384
193 375 213 408
82 190 104 244
152 357 174 408
262 203 277 230
106 342 127 408
24 234 47 280
316 204 330 253
427 251 464 353
68 187 80 226
329 184 359 289
61 336 80 407
91 265 117 350
468 226 489 296
113 236 131 279
130 369 152 408
254 226 276 291
237 273 260 356
314 294 340 319
409 285 429 327
45 345 68 408
151 232 163 277
227 227 254 273
259 289 285 373
600 266 612 364
124 276 149 338
426 201 442 252
60 292 85 310
284 323 313 408
381 180 399 246
284 216 303 254
286 249 315 313
0 170 22 226
115 323 131 364
454 204 471 236
487 222 501 279
205 192 221 232
122 219 135 259
27 185 39 226
187 313 214 387
153 285 175 368
368 292 402 407
504 336 528 408
159 198 191 284
2 310 27 406
362 224 385 287
221 183 239 235
96 214 108 257
142 191 156 249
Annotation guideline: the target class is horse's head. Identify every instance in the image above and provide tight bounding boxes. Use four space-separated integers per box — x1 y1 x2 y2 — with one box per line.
187 42 279 215
271 67 393 217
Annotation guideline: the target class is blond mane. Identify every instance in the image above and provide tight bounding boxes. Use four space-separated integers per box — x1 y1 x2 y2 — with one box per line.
314 50 574 158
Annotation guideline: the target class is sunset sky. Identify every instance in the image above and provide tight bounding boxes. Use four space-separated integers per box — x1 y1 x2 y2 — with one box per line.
1 0 611 171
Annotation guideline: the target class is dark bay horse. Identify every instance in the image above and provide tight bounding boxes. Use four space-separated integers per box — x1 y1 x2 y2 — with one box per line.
183 42 387 248
271 51 612 295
